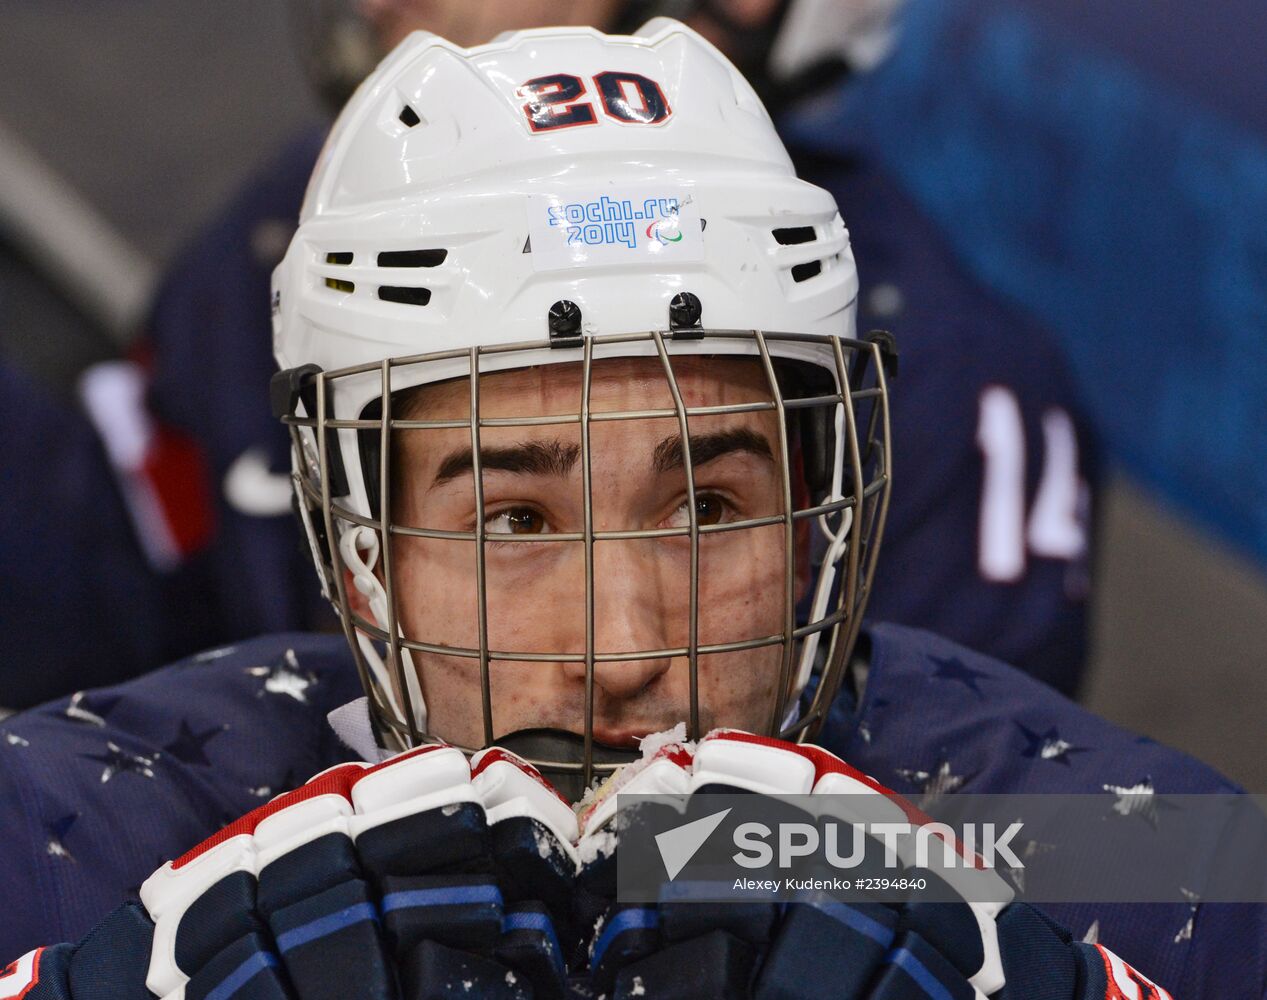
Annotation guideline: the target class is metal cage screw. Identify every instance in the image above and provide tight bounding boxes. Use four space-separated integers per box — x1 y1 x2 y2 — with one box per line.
669 291 703 334
548 299 583 345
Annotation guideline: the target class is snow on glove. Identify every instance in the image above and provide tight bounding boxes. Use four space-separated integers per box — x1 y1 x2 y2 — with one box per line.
573 729 1176 1000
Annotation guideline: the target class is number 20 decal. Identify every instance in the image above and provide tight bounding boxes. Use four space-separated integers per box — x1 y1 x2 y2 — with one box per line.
519 72 671 132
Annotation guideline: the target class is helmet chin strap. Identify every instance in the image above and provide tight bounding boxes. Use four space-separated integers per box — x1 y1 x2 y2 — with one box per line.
338 526 428 743
782 501 853 732
783 398 854 731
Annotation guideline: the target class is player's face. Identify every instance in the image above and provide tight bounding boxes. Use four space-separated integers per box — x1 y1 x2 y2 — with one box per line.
386 356 796 749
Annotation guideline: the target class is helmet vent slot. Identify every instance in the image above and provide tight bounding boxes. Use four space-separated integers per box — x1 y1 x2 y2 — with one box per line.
324 277 355 293
377 249 448 268
378 286 432 306
325 252 354 265
398 104 421 127
791 260 822 283
773 226 816 245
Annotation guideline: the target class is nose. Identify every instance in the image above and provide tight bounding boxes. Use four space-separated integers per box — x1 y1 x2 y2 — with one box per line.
562 539 676 701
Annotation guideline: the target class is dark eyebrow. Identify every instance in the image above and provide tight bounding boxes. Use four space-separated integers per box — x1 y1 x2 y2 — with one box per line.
430 428 772 486
432 439 581 486
652 427 774 474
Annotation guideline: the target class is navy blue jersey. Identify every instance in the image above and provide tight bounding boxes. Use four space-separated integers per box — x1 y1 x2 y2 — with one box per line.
0 633 361 956
0 628 1259 995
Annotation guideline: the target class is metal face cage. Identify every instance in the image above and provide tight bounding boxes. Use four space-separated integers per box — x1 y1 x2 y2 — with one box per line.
277 329 891 796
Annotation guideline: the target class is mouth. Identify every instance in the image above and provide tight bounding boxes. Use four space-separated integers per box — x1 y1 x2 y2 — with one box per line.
495 727 645 760
494 727 645 802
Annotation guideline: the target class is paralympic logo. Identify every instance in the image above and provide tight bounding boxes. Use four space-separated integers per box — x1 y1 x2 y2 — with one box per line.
646 213 684 245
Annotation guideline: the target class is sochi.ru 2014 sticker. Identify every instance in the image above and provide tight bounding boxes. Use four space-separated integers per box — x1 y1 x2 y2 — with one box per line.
526 188 704 271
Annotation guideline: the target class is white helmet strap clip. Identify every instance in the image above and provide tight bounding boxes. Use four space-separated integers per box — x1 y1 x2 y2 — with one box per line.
338 526 428 739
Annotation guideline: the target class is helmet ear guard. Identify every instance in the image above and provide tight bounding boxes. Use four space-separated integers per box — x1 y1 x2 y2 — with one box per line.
270 364 351 498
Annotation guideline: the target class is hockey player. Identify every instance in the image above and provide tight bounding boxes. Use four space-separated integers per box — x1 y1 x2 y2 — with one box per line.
0 21 1258 998
133 0 1095 697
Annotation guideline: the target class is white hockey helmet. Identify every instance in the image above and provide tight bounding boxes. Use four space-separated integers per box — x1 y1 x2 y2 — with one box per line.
271 18 892 790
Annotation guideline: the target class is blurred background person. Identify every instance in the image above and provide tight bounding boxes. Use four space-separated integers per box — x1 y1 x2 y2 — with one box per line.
0 360 163 708
0 121 221 707
782 0 1267 780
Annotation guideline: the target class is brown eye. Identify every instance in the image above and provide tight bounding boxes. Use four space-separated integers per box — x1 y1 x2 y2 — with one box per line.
695 495 725 526
487 507 546 535
665 493 731 530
